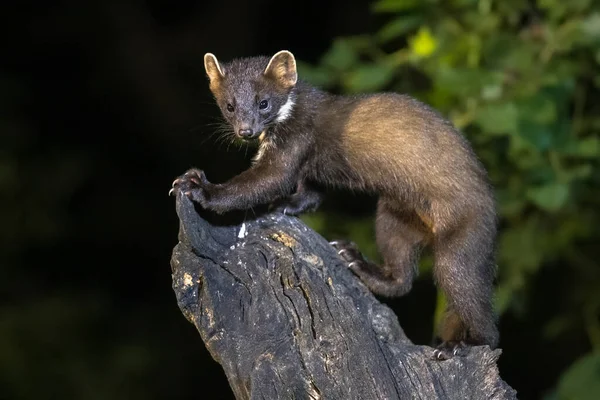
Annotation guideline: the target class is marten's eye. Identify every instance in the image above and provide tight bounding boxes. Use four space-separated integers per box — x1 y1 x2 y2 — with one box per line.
226 103 234 112
259 100 269 110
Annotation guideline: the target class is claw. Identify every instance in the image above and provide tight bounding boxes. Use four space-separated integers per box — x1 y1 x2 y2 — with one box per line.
329 240 358 251
434 348 449 360
348 260 361 269
184 169 208 183
432 340 466 361
330 240 343 248
452 341 465 356
168 188 175 196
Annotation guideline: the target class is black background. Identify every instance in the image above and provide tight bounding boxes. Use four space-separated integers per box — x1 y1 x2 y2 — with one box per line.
2 1 582 399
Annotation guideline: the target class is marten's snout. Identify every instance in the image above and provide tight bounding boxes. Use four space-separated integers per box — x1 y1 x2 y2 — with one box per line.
238 128 257 139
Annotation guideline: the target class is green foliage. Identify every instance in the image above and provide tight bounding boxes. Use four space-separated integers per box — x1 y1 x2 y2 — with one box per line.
301 0 600 392
546 352 600 400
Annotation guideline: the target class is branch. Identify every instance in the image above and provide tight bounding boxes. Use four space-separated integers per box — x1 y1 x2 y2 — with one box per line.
170 194 516 399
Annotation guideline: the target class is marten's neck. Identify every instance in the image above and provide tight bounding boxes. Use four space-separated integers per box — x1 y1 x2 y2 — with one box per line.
274 81 330 133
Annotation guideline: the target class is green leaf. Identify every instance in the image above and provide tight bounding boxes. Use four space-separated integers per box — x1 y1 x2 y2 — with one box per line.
463 9 500 33
377 15 424 42
563 164 593 181
538 0 569 21
450 0 479 7
300 212 326 232
494 283 515 315
497 188 526 218
517 121 554 151
434 67 492 97
296 61 334 87
481 83 503 100
556 352 600 400
493 40 538 71
542 62 578 89
526 163 556 183
498 218 544 273
343 64 395 93
560 136 600 159
517 95 558 125
526 182 570 212
408 26 438 57
475 103 519 135
553 19 587 52
433 290 447 334
320 39 359 71
372 0 422 13
580 13 600 43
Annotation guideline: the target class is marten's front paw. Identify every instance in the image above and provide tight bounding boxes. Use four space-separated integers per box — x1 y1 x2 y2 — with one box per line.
170 169 211 206
432 341 466 361
170 168 207 193
329 240 368 272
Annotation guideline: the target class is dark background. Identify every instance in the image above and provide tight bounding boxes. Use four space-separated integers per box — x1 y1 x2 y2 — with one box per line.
2 1 598 399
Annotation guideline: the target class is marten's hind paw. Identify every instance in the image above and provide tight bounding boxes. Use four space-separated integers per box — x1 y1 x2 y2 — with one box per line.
432 341 466 361
330 240 368 269
270 199 307 216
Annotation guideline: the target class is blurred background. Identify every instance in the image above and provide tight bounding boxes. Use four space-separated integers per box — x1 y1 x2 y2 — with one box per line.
2 0 599 399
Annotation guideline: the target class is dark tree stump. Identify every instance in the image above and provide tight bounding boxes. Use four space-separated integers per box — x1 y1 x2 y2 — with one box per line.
170 194 517 399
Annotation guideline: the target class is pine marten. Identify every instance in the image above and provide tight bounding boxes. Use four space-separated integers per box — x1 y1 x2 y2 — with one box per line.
171 50 499 359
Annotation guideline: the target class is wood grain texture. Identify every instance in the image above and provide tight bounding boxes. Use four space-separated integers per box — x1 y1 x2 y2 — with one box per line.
170 194 516 400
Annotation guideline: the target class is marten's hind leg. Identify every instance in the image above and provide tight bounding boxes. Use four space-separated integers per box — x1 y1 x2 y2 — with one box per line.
431 204 498 360
331 198 428 297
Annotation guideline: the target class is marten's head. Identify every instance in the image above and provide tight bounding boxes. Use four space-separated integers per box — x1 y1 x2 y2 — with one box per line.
204 50 297 141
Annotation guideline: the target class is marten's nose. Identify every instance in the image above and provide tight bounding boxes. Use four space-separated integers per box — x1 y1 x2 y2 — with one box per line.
238 128 254 138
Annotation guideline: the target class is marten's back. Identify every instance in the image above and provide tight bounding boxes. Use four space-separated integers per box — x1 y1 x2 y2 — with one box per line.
311 93 491 205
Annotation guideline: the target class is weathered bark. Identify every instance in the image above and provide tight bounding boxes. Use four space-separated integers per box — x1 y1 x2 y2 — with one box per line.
170 194 517 400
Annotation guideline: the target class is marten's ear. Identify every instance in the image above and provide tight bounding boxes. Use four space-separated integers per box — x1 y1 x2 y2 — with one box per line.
264 50 297 88
204 53 225 84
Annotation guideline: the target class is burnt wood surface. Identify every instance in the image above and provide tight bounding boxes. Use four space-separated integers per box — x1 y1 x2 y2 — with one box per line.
170 193 517 400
